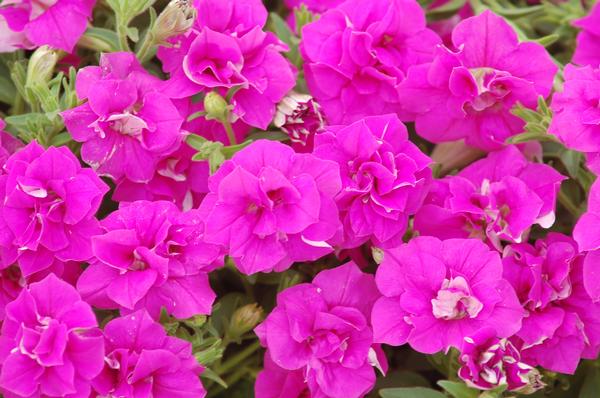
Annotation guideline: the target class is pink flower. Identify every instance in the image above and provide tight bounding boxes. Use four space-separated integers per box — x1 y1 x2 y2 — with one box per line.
414 146 565 250
301 0 441 124
199 139 341 275
92 310 206 398
61 52 184 182
0 0 96 52
0 274 104 398
549 64 600 173
573 2 600 67
274 91 324 153
0 267 22 321
372 237 523 354
427 0 473 47
313 114 432 248
77 200 219 319
398 10 557 150
0 119 23 167
0 142 108 278
158 0 297 129
458 327 543 392
502 233 600 374
255 350 309 398
255 262 385 398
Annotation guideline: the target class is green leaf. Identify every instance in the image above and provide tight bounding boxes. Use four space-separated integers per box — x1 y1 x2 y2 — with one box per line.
559 148 583 178
82 27 121 52
437 380 479 398
535 33 560 48
427 0 467 20
507 131 556 144
126 27 139 42
49 132 72 147
493 5 544 18
268 12 293 47
0 75 16 105
379 387 445 398
200 367 228 389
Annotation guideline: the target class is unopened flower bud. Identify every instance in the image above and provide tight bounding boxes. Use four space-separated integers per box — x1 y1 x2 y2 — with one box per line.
228 303 263 340
204 91 230 123
26 45 58 86
154 0 196 44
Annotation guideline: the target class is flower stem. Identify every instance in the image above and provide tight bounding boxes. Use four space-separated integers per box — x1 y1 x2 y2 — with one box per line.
223 119 237 146
116 17 131 51
215 340 261 376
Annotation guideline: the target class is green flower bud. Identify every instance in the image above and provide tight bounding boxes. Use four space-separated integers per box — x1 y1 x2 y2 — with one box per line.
228 303 263 341
154 0 196 44
26 46 58 86
204 91 230 123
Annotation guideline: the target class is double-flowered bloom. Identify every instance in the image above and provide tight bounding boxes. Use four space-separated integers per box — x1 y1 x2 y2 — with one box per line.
301 0 441 124
61 52 185 183
77 200 219 319
313 114 432 249
573 2 600 67
398 11 557 150
0 142 108 278
200 139 341 275
158 0 296 129
0 274 104 398
415 146 565 249
255 262 385 398
92 310 206 398
372 237 523 354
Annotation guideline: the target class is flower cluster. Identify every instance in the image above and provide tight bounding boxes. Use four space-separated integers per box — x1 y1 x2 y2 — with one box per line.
1 0 600 397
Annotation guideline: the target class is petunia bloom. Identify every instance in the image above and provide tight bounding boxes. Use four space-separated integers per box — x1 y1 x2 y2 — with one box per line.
313 114 432 248
0 274 105 398
255 262 385 398
372 237 523 354
573 2 600 67
92 310 206 398
77 200 219 319
549 64 600 174
414 145 565 250
458 327 543 393
301 0 441 124
0 141 108 278
502 233 600 374
200 139 341 275
61 52 184 182
0 0 96 52
158 0 296 129
398 10 557 150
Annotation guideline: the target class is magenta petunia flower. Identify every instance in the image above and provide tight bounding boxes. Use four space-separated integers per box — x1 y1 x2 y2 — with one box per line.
549 64 600 173
458 327 543 393
313 114 432 249
0 141 108 278
0 0 96 52
398 10 557 150
255 350 309 398
255 262 385 398
301 0 441 124
199 139 341 275
573 2 600 67
61 52 184 182
414 145 565 250
77 200 219 319
372 237 523 354
0 274 104 398
92 310 206 398
502 233 600 374
0 267 22 322
158 0 297 129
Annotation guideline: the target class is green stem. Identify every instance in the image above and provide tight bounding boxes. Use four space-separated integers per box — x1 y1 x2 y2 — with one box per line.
558 190 581 218
214 341 261 376
116 17 131 51
223 118 236 146
136 32 155 64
